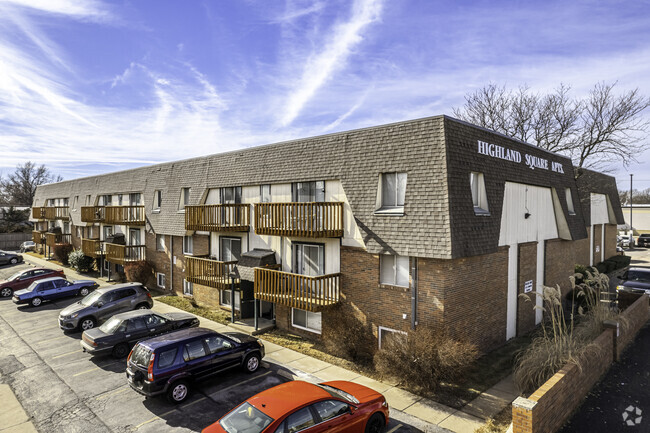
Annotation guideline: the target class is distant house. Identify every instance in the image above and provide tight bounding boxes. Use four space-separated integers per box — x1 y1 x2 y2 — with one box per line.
620 204 650 235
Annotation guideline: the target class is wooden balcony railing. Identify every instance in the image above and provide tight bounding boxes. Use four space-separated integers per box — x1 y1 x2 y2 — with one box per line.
81 238 104 258
185 256 239 290
185 204 250 232
45 233 72 247
254 268 340 312
254 202 344 237
105 243 146 265
32 231 46 244
32 207 69 220
81 206 105 223
105 206 145 225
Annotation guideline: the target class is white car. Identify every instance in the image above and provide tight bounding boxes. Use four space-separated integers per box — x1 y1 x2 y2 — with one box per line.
619 235 635 248
19 241 37 253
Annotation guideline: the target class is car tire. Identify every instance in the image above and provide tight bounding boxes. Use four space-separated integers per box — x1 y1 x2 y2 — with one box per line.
10 258 18 264
1 287 12 297
166 380 190 404
79 317 96 331
365 413 385 433
30 297 43 307
78 287 90 297
112 343 129 359
243 353 261 373
135 303 150 310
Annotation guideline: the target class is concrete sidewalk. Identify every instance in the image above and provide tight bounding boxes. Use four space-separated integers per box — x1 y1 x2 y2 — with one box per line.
20 253 519 432
0 378 37 433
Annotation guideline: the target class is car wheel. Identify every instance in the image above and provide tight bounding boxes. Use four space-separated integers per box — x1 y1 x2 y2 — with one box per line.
243 353 261 373
1 287 12 297
30 297 43 307
79 317 96 331
365 413 385 433
79 287 90 296
166 380 190 404
135 303 150 310
112 343 129 359
10 258 18 264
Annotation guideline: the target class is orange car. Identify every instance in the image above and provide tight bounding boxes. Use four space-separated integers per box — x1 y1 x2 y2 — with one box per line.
203 380 389 433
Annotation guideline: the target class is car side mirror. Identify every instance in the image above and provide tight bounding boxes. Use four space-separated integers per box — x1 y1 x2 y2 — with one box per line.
348 406 356 414
96 302 104 308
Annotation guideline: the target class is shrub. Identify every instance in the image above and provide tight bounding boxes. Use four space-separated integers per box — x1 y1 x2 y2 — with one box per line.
68 249 95 273
322 304 376 365
374 326 479 392
52 243 74 265
123 260 153 286
607 254 631 269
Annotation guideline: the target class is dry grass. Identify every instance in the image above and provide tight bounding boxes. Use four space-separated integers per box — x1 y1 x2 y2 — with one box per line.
474 406 512 433
155 296 231 325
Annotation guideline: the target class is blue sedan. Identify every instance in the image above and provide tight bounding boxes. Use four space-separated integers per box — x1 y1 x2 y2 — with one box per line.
13 277 99 307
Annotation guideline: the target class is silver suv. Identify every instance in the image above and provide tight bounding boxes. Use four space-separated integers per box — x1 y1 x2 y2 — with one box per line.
59 283 153 332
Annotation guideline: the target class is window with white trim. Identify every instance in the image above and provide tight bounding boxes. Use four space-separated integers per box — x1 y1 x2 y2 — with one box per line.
380 254 409 287
220 289 241 310
157 273 166 289
470 172 489 215
377 172 407 214
153 190 162 212
183 236 193 255
565 188 575 215
179 188 190 211
156 234 165 252
183 279 193 296
220 237 241 261
378 326 407 349
260 184 271 203
72 196 78 210
292 308 322 334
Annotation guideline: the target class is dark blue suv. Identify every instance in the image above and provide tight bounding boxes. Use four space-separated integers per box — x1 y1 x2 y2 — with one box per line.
125 327 265 403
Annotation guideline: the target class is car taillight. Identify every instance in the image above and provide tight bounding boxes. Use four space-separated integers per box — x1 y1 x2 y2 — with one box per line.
147 354 155 381
146 292 151 298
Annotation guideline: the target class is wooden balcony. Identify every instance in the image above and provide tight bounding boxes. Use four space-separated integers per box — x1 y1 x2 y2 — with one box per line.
81 238 104 258
185 256 239 290
254 268 340 312
81 206 105 223
254 202 344 238
32 207 69 220
105 243 146 265
185 204 250 232
32 231 46 244
45 233 72 248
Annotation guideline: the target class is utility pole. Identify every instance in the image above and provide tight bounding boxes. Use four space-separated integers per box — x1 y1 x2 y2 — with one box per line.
630 174 633 237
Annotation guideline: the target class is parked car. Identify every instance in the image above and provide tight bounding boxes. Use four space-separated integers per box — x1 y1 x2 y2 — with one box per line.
126 327 264 403
616 267 650 295
0 267 65 298
58 283 153 332
619 234 635 248
12 277 98 307
0 250 23 266
81 310 200 358
202 380 389 433
637 234 650 248
19 241 37 253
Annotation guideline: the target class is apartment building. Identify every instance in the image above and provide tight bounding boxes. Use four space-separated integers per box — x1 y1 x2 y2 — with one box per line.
30 115 624 351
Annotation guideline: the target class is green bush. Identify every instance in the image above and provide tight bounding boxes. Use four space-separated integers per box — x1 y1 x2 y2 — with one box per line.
607 255 631 269
68 249 95 273
52 243 74 265
124 260 153 286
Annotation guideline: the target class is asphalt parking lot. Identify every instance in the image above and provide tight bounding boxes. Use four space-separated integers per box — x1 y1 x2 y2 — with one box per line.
0 262 430 433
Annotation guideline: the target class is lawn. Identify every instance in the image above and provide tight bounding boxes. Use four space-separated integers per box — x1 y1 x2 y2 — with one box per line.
155 295 231 325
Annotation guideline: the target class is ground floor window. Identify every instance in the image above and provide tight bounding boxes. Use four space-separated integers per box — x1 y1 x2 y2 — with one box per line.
220 289 240 310
183 280 193 296
378 326 407 349
103 259 109 272
292 308 322 334
157 272 166 289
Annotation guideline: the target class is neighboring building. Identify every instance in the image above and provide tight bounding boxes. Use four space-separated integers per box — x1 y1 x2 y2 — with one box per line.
620 204 650 235
29 115 623 351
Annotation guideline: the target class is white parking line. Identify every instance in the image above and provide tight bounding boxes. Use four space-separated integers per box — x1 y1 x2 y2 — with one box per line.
96 385 129 400
52 349 83 359
72 366 101 377
386 424 403 433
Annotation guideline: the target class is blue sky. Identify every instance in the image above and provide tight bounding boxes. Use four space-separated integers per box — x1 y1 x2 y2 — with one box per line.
1 0 649 190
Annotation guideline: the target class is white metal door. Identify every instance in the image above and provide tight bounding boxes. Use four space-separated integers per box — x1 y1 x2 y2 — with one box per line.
507 244 518 340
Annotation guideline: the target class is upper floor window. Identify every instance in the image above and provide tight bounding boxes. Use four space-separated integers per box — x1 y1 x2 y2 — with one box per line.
85 194 91 206
380 254 409 287
72 196 78 210
183 235 193 255
129 193 141 206
377 172 407 214
293 181 324 202
63 198 69 207
101 194 112 206
221 187 242 204
117 194 123 206
470 172 489 215
153 190 162 212
179 188 190 211
260 185 271 203
565 188 575 215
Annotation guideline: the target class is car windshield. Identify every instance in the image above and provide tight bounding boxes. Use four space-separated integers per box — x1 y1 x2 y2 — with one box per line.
130 345 152 368
80 291 103 306
7 271 24 282
316 384 360 404
99 317 123 334
219 402 273 433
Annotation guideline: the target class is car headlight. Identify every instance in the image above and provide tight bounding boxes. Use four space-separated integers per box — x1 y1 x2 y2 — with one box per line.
616 285 625 291
68 313 79 319
257 340 264 348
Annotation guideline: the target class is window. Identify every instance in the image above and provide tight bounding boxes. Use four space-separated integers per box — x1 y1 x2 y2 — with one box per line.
63 222 70 234
153 190 162 212
377 172 407 214
565 188 575 215
183 279 193 296
220 237 241 261
220 289 241 310
117 194 123 206
183 340 207 361
380 254 409 287
76 227 81 238
221 186 242 204
101 194 112 206
103 225 113 241
145 314 167 327
470 172 489 215
179 187 190 211
85 194 91 206
312 400 349 422
286 407 316 433
260 184 271 203
156 234 165 251
157 272 166 289
103 259 110 272
72 196 78 210
292 181 325 202
126 317 147 332
130 193 141 206
183 236 193 255
292 309 322 334
378 326 407 349
204 335 234 354
294 243 324 276
158 348 178 369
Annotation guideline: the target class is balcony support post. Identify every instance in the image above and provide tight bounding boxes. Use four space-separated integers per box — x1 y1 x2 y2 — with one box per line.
254 300 259 331
230 276 235 323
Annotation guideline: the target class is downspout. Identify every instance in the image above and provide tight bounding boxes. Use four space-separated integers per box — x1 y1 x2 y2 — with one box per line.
169 234 173 293
411 257 418 330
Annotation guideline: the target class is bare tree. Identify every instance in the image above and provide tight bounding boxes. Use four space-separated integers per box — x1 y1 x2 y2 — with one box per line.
453 82 650 169
619 188 650 205
0 162 63 206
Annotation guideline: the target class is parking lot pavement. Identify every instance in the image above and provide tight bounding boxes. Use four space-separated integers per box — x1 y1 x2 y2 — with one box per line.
0 262 440 433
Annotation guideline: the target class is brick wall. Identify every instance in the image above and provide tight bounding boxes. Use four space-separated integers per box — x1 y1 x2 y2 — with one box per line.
604 224 617 260
617 295 649 359
517 243 537 337
572 237 590 268
592 224 602 263
545 239 575 297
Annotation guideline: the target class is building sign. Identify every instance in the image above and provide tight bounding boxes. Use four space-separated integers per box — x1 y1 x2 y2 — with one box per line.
524 280 533 293
477 140 565 173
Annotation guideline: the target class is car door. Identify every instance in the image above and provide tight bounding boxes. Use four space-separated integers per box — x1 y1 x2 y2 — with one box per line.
117 288 138 311
37 281 57 301
309 400 361 433
96 290 124 321
124 317 150 344
182 339 214 378
51 279 67 299
144 314 172 336
0 253 7 265
283 406 327 433
203 335 241 370
16 271 34 290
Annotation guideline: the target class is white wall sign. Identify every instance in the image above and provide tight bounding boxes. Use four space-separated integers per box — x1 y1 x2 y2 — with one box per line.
477 140 565 173
595 245 600 253
524 280 533 293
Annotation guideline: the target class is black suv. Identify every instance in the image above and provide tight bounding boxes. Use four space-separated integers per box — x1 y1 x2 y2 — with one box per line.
637 234 650 248
126 327 265 403
616 267 650 295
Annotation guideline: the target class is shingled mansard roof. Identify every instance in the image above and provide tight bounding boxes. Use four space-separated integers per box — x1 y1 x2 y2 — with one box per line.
32 115 622 260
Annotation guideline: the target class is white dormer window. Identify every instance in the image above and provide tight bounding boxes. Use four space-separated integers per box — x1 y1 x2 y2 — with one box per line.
376 172 407 215
179 188 190 211
153 190 162 212
470 172 489 215
565 188 575 215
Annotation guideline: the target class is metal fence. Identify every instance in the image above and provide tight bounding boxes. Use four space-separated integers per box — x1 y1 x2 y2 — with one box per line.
0 232 32 250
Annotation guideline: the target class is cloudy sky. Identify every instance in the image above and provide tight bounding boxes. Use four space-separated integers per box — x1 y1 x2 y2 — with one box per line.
1 0 649 190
